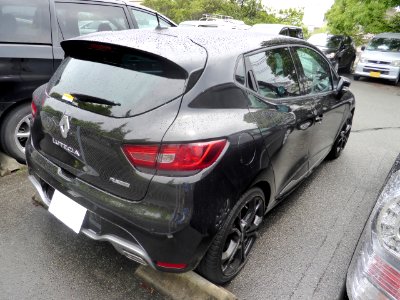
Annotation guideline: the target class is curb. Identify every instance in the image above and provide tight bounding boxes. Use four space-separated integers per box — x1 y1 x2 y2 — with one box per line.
0 152 24 177
135 266 237 300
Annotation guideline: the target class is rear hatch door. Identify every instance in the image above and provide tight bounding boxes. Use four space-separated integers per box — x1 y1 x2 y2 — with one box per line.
31 37 206 201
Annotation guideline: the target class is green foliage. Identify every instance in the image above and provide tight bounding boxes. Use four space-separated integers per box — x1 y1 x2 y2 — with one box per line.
142 0 306 26
325 0 400 45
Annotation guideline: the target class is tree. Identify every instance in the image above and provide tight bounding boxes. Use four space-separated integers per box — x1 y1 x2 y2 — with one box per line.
142 0 303 26
325 0 400 44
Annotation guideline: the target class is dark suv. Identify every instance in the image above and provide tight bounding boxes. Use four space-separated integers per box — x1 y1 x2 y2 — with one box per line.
0 0 175 162
27 28 355 284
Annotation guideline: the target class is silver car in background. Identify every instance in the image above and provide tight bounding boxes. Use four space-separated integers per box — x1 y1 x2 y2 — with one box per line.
354 33 400 85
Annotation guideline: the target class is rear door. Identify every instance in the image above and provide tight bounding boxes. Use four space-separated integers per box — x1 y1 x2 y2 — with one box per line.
51 0 132 69
0 0 53 104
31 40 204 201
245 46 316 197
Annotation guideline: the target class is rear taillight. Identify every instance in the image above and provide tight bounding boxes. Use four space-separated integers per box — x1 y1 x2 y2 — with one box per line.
31 101 37 118
122 139 227 174
366 254 400 299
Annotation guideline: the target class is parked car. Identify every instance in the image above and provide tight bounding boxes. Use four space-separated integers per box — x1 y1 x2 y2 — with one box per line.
250 24 304 39
308 33 357 72
354 33 400 85
0 0 175 163
27 28 355 284
347 154 400 300
179 14 250 29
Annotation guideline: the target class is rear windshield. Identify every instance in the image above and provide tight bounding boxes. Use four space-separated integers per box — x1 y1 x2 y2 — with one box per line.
48 50 187 117
308 34 342 49
367 38 400 52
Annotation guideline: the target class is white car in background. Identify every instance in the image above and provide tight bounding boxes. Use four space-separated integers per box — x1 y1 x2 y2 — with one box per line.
354 32 400 85
179 14 250 29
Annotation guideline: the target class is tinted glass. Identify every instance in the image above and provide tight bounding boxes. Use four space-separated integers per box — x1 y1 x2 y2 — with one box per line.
235 57 245 85
248 47 301 99
289 29 303 39
48 52 187 117
0 0 51 44
280 28 289 36
295 47 333 94
131 8 171 28
367 38 400 52
55 3 129 40
308 34 342 49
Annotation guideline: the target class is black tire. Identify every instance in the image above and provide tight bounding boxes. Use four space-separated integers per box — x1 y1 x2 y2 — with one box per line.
0 103 32 163
343 57 355 74
353 75 360 81
327 115 353 160
391 74 399 86
197 187 265 284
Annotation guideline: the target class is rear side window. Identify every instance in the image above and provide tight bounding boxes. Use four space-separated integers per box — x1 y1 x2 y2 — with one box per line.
0 0 51 44
55 3 129 40
248 47 301 99
235 57 245 85
131 8 171 29
48 48 187 117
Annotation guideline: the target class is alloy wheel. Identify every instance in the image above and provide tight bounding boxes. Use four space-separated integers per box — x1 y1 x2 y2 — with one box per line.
14 114 32 154
220 195 264 277
336 119 352 155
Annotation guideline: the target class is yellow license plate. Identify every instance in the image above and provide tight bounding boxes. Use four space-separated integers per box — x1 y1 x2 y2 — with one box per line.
370 71 381 78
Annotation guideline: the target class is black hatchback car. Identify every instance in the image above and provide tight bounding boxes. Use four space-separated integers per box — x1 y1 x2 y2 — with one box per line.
27 28 355 284
0 0 175 162
308 33 357 73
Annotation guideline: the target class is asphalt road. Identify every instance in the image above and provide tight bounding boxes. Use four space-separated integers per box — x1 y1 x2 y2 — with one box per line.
1 76 399 300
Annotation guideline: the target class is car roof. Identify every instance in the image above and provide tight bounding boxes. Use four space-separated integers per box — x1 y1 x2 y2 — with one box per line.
374 32 400 39
62 27 309 72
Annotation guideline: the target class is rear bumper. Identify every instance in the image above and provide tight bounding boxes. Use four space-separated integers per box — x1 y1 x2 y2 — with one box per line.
29 174 154 267
26 141 214 272
354 62 400 81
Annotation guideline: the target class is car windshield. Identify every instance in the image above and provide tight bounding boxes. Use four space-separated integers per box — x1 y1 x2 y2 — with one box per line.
308 34 342 49
366 38 400 52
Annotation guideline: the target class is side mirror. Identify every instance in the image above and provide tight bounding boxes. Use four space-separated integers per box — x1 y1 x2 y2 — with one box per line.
336 76 351 96
361 45 366 51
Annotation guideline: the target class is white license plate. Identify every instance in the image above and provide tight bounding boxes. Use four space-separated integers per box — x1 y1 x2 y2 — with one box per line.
49 190 87 234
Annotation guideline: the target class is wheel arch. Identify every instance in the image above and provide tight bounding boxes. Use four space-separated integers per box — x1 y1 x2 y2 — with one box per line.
0 98 31 130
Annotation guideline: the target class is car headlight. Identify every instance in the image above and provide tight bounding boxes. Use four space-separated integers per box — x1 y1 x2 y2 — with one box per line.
390 60 400 67
326 52 335 59
347 168 400 300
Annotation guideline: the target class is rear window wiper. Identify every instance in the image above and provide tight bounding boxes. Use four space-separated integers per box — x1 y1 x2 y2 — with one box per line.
71 93 121 106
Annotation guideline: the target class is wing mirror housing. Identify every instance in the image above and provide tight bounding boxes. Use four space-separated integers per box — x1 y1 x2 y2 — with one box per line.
361 45 366 51
336 76 351 96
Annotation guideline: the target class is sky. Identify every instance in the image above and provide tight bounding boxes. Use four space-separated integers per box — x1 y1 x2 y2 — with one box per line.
262 0 335 27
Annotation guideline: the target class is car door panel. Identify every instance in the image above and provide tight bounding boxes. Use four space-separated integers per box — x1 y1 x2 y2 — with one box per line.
0 0 53 103
245 47 316 197
292 46 348 169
